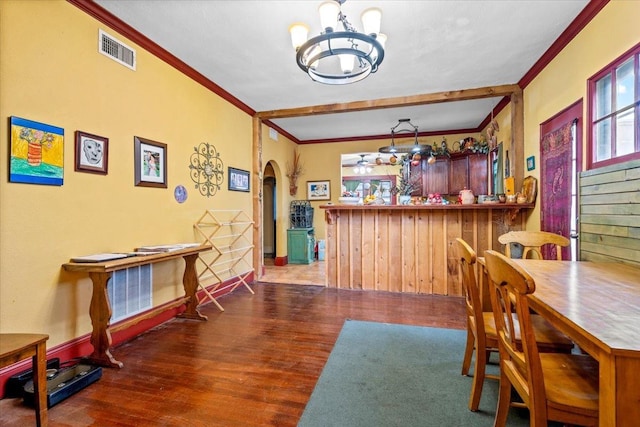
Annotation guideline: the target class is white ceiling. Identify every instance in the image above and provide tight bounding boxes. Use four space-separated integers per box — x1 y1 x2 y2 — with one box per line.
94 0 589 142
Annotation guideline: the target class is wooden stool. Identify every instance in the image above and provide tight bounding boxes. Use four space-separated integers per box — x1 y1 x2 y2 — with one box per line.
0 333 49 426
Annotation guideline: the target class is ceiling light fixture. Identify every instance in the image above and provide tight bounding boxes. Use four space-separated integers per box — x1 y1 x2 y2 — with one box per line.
289 0 386 85
353 154 373 174
379 119 433 155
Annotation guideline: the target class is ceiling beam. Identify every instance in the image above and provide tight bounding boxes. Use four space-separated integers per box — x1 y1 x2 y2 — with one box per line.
256 84 521 120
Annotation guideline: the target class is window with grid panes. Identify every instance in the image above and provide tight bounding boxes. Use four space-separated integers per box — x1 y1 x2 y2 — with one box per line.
588 43 640 169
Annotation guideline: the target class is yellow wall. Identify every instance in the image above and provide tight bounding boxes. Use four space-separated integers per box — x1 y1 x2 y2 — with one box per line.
521 0 640 229
0 1 253 345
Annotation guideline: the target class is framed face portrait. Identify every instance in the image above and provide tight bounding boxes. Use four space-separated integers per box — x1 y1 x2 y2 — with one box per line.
134 136 167 188
75 131 108 174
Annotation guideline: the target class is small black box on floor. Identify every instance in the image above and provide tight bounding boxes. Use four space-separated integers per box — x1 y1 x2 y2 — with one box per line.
5 358 60 398
23 364 102 408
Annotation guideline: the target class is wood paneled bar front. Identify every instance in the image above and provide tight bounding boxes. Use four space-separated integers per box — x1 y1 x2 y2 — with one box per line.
320 204 532 296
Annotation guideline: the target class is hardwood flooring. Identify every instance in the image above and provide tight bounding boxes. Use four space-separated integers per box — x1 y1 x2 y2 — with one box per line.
0 274 465 427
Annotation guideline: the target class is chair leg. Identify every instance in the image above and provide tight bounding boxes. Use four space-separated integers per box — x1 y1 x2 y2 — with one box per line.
461 327 474 376
493 372 512 427
468 338 486 411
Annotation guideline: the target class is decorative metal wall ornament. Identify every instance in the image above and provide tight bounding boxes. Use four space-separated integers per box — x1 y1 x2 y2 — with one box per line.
189 142 224 197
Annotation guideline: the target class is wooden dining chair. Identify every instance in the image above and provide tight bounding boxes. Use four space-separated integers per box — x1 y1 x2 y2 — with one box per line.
455 238 573 412
484 250 599 427
498 230 570 260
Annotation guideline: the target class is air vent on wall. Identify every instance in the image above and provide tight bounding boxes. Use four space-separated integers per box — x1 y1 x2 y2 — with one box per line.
98 29 136 70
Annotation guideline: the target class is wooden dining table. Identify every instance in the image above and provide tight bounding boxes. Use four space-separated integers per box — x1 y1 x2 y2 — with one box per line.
508 259 640 427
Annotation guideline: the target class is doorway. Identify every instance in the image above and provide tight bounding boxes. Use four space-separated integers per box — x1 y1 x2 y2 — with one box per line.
539 100 582 260
263 163 276 259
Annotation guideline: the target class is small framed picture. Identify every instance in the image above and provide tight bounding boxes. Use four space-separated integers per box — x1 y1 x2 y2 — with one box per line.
75 131 108 174
307 180 331 201
526 155 536 171
134 136 167 188
228 167 250 192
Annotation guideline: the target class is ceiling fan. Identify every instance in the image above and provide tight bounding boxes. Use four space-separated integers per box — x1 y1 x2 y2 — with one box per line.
354 154 374 174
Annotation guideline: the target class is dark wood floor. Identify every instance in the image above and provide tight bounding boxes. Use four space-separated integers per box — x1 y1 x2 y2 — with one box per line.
1 282 465 427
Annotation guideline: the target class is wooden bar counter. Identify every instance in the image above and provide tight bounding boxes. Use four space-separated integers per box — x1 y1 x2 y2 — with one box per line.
320 203 532 296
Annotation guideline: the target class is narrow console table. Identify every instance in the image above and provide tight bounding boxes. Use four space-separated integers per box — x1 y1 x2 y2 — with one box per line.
62 245 212 368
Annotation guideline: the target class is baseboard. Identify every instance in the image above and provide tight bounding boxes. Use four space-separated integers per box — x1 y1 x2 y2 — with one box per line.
274 256 288 266
0 272 254 398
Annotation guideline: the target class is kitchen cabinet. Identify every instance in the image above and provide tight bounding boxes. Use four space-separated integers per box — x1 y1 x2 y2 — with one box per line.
411 158 449 196
448 152 488 195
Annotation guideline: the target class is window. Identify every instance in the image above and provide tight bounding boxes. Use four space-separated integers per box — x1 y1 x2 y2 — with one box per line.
588 43 640 169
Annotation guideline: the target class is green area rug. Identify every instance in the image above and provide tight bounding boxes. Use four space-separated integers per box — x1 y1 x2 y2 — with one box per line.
298 320 532 427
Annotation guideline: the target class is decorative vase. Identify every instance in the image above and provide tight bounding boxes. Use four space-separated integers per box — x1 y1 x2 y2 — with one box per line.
398 195 411 205
27 142 42 166
460 188 474 205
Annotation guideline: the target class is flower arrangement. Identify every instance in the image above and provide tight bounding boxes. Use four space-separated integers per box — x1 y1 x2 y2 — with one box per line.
286 149 303 195
391 166 421 196
18 128 55 166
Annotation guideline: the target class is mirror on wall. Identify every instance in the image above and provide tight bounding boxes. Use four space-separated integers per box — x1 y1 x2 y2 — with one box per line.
340 152 399 204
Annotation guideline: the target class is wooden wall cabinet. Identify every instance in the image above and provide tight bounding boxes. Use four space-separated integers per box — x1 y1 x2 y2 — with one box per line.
411 158 449 196
448 152 488 196
410 152 488 196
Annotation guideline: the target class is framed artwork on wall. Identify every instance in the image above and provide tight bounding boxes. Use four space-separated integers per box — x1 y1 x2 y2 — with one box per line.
9 116 64 186
134 136 167 188
307 180 331 200
527 155 536 171
75 131 108 174
228 167 250 192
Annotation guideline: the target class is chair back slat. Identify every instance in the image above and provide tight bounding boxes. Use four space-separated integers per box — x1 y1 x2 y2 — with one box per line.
498 231 569 260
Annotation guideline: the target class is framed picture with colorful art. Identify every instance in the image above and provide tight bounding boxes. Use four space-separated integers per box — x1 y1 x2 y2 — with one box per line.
307 180 331 200
9 116 64 186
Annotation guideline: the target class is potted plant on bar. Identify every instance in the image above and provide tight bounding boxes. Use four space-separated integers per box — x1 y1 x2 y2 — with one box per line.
391 162 421 204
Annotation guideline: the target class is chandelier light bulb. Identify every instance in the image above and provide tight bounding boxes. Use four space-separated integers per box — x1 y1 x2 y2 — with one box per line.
289 23 309 50
339 54 355 73
377 33 387 48
361 7 382 35
318 1 340 32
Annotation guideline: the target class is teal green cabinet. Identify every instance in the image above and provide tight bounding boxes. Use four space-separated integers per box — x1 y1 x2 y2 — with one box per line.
287 228 315 264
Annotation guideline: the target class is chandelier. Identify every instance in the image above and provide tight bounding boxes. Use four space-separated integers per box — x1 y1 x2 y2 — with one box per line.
289 0 386 85
378 119 433 155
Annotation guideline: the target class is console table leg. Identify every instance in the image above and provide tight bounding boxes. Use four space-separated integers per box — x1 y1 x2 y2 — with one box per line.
88 272 123 368
178 254 208 321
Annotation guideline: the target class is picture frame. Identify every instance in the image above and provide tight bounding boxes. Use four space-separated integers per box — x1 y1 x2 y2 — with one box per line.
134 136 167 188
527 155 536 171
307 180 331 201
75 131 108 174
228 167 250 192
9 116 64 186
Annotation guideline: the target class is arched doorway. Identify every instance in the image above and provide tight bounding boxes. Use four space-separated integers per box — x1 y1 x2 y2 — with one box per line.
263 162 276 259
